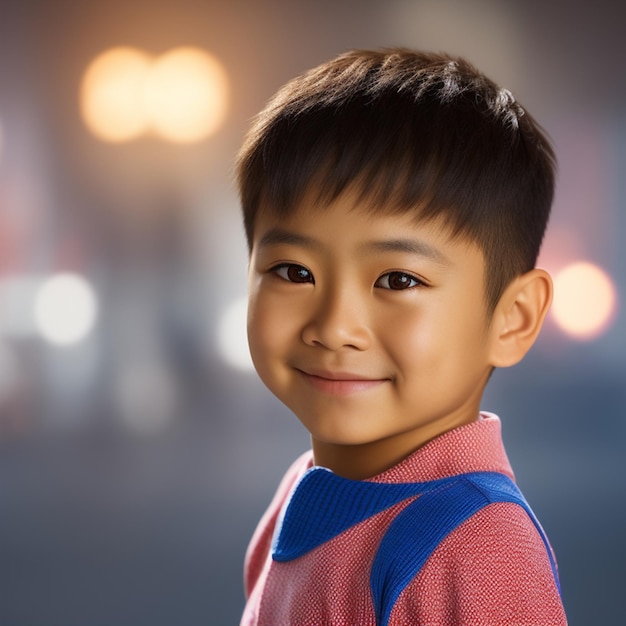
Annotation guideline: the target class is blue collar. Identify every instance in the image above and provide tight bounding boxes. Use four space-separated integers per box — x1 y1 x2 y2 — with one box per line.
272 466 472 562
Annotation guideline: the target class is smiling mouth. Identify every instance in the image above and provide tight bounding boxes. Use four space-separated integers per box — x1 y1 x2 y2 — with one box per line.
296 369 388 396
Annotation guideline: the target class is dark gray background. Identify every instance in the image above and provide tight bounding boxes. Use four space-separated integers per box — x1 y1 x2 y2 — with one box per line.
0 1 624 624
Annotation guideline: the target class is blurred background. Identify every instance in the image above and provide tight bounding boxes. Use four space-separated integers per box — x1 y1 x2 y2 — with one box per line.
0 0 623 624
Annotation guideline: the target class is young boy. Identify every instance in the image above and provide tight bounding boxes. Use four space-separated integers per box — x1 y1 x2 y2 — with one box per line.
237 48 567 625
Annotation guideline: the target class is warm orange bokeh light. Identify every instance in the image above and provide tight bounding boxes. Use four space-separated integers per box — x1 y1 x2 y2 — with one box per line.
143 47 229 143
80 46 229 144
551 262 617 340
80 47 152 142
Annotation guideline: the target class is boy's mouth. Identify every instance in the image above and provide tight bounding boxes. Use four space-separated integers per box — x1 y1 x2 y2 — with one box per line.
295 368 388 396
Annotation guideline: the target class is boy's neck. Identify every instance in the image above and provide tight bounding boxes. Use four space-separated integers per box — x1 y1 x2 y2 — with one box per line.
311 412 480 481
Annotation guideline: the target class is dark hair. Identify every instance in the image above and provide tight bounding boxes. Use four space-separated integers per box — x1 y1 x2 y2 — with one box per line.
236 48 556 312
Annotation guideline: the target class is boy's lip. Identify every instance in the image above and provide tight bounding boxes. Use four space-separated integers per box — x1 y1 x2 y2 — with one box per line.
295 367 388 395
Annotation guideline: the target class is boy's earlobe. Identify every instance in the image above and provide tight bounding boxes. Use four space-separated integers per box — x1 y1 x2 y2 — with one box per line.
489 269 553 368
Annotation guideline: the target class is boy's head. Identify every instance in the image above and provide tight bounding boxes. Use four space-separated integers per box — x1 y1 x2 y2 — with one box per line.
238 48 556 478
237 48 556 313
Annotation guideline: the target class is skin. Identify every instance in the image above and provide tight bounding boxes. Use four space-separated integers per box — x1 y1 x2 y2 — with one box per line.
247 191 552 480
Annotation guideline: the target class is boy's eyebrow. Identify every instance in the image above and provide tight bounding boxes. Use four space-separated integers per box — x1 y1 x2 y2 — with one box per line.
257 228 318 249
362 238 450 265
257 229 450 265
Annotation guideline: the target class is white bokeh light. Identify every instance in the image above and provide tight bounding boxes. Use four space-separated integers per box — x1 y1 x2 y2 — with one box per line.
34 273 98 345
217 296 254 371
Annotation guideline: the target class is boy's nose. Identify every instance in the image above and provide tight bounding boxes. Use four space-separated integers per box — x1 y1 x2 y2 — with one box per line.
301 288 370 351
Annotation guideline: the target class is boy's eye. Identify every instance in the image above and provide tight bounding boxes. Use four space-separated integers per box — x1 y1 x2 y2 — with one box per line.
375 271 422 290
272 263 315 284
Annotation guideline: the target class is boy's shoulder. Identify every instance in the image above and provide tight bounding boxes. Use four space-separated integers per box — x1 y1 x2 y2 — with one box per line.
384 497 566 625
372 471 561 624
243 450 312 596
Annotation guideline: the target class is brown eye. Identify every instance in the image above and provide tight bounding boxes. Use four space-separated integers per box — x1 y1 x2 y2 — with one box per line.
375 271 421 290
273 264 314 284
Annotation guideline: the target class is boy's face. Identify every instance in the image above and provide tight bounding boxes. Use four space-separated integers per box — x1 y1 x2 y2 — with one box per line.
247 192 498 477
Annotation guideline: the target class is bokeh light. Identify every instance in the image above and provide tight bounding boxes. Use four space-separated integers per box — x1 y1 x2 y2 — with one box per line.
551 262 618 340
217 296 254 371
34 273 98 345
143 47 229 143
80 46 229 143
80 47 152 142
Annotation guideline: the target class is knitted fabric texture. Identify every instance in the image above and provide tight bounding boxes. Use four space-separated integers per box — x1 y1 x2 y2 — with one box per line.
241 414 567 625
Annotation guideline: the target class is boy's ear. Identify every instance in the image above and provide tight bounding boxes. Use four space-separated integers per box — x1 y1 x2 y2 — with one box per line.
488 269 553 368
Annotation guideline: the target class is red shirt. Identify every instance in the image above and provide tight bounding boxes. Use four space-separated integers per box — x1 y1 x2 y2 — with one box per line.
241 414 567 625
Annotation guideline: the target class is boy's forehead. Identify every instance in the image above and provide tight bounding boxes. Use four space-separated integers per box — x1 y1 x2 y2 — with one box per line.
256 185 416 234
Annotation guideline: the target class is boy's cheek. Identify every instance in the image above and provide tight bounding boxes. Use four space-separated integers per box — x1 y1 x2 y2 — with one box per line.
246 328 274 389
247 299 285 362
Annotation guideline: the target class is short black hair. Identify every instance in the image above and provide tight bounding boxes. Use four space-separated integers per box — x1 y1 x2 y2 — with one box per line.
236 48 556 312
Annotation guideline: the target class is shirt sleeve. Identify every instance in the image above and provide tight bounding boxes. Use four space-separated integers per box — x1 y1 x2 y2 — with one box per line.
388 502 567 625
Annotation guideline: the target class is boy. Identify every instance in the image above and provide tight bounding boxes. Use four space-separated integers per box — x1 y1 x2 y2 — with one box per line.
237 49 567 625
